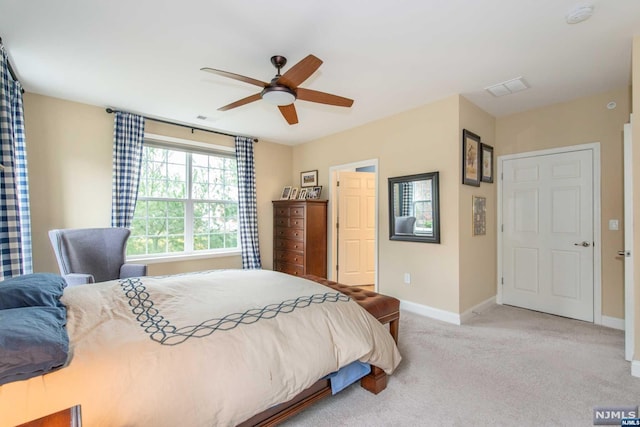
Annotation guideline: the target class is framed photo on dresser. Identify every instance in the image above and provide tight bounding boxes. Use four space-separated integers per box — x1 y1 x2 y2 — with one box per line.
280 186 292 200
307 186 322 199
290 187 299 200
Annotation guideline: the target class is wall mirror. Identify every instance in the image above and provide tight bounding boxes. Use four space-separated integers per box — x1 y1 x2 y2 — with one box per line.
388 172 440 243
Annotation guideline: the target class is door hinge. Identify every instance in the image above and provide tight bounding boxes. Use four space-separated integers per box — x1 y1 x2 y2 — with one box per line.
336 222 339 229
337 180 340 187
501 224 504 232
501 277 504 285
336 265 339 272
501 172 503 181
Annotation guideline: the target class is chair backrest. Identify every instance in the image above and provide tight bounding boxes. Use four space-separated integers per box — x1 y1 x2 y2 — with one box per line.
395 216 416 234
48 228 131 283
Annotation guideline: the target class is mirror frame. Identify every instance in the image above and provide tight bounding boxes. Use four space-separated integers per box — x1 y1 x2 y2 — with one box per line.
388 171 440 243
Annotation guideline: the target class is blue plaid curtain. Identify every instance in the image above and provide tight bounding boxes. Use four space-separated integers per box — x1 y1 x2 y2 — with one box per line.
235 136 261 269
0 44 32 278
401 182 413 216
111 112 145 228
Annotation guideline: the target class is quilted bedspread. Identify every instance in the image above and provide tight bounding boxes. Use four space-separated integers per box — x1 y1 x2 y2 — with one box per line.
0 269 401 426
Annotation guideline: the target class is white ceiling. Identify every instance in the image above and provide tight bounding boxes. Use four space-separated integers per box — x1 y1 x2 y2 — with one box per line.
0 0 638 145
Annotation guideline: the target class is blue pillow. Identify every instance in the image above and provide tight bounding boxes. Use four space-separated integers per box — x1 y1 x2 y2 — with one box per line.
0 273 67 309
0 306 69 385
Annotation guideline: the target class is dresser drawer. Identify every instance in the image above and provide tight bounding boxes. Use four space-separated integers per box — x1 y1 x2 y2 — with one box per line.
275 261 304 276
289 205 305 217
275 227 304 241
274 205 304 218
275 250 304 265
274 216 304 228
275 239 304 252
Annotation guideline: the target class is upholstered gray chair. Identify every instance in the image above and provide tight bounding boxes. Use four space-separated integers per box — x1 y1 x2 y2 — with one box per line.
48 227 147 286
394 216 416 234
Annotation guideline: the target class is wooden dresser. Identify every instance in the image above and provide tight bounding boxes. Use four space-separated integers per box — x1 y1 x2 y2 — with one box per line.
273 199 328 278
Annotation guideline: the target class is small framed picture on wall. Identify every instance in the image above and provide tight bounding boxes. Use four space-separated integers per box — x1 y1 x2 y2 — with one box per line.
481 143 494 183
462 129 481 187
300 170 318 187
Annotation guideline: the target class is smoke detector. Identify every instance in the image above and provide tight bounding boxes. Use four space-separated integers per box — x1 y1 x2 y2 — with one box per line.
566 5 594 24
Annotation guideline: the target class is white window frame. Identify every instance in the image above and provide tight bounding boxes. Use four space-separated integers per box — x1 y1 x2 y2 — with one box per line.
127 133 241 263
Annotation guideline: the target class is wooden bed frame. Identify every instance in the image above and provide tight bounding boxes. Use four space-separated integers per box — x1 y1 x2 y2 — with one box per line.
238 275 400 426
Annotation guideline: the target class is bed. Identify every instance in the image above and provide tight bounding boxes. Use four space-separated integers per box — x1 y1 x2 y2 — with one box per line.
0 269 401 426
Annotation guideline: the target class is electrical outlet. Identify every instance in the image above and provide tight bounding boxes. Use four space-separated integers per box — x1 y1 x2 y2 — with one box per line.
403 273 411 284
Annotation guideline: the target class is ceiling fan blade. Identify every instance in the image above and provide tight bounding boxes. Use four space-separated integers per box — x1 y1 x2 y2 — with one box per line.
201 67 268 88
277 55 323 88
218 93 262 111
296 88 354 107
278 104 298 125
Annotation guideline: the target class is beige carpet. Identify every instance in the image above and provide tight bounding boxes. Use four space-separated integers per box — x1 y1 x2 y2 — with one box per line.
282 304 640 426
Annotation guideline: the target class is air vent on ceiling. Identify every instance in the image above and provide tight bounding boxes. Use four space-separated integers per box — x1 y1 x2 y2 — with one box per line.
485 77 529 97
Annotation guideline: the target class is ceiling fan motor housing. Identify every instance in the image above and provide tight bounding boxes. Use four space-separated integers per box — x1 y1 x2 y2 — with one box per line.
261 84 297 106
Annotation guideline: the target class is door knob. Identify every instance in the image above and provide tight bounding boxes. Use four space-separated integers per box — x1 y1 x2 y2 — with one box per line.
574 241 591 247
618 250 631 257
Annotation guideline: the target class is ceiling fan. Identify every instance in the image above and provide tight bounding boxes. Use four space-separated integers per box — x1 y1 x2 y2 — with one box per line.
201 54 354 125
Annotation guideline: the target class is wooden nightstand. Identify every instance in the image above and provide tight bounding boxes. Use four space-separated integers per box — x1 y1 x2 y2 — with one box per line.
17 405 81 427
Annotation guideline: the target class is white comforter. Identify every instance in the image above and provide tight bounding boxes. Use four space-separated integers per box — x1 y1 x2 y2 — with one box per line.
0 269 400 426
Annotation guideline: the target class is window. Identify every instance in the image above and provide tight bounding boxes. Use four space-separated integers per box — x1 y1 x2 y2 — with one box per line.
127 142 239 257
412 180 433 234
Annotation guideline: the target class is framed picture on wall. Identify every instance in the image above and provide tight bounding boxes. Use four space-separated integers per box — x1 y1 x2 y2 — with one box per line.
300 170 318 187
481 143 494 183
462 129 481 187
473 195 487 236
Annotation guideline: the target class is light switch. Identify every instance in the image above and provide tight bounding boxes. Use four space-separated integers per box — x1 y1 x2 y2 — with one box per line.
609 219 619 231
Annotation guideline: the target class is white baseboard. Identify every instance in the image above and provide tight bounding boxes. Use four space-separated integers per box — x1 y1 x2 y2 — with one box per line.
632 360 640 378
399 296 497 325
400 300 461 325
460 296 497 323
601 315 625 331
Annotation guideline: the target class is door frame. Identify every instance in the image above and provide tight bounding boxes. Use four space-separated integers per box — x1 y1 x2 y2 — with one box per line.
624 121 634 360
496 142 602 325
328 159 379 290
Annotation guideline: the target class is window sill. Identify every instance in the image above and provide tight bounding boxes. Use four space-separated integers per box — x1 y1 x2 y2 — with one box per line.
127 249 241 265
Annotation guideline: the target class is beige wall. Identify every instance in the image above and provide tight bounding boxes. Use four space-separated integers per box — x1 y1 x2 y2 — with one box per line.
496 87 630 319
23 83 633 324
458 97 497 313
23 93 292 276
293 95 463 313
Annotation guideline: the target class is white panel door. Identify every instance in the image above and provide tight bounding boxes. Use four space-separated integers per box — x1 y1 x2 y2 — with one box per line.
502 149 594 322
337 171 375 285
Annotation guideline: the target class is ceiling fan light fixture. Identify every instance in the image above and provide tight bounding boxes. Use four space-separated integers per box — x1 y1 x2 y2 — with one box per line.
261 86 296 106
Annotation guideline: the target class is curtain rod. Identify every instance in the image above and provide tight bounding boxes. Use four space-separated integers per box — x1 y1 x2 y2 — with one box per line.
0 37 25 93
105 108 258 142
